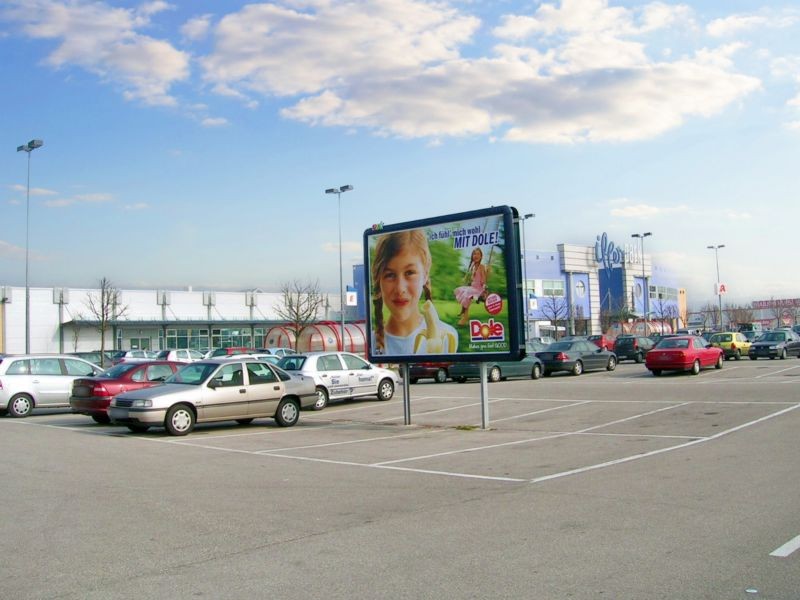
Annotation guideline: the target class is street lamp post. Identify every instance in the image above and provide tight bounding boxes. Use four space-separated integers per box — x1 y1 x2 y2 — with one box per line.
17 139 44 354
631 232 652 327
325 185 353 350
521 213 535 346
707 244 725 329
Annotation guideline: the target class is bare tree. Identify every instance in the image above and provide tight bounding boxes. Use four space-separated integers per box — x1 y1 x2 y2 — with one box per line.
274 280 326 344
724 303 754 329
538 294 569 340
650 298 678 333
71 311 84 351
85 278 128 364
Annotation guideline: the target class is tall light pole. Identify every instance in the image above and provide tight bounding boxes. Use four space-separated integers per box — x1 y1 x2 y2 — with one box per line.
707 244 725 329
325 185 353 350
631 232 652 325
17 139 44 354
521 213 535 346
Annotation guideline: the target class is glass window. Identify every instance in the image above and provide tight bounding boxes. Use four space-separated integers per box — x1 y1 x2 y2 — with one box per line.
213 364 244 387
147 364 174 381
318 355 343 371
6 359 30 375
131 367 146 382
543 279 565 297
342 354 369 370
63 359 97 376
32 358 63 375
167 363 217 385
247 363 276 384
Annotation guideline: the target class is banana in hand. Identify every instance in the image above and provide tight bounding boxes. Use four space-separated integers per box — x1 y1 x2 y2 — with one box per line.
413 300 457 353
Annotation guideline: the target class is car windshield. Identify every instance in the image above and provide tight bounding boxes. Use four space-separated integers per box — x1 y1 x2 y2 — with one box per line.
547 342 573 351
156 350 170 359
762 332 786 342
656 338 690 349
98 363 140 378
166 362 218 384
277 356 306 370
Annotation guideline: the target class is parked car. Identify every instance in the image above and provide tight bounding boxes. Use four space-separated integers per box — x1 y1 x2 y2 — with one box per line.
450 354 544 382
740 330 761 343
70 360 183 423
529 336 555 346
409 362 452 383
206 347 256 358
613 335 655 363
255 347 297 357
155 349 205 363
109 358 316 435
0 355 104 417
111 350 159 365
645 335 723 376
588 334 614 351
708 332 751 360
535 340 617 376
748 330 800 360
277 352 400 410
68 350 116 368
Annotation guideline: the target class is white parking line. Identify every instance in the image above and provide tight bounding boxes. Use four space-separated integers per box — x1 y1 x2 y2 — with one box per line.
755 365 800 379
770 534 800 557
256 429 444 453
487 401 590 424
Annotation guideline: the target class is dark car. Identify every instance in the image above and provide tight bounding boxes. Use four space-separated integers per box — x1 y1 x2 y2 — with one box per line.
70 360 184 423
409 362 452 384
449 355 544 383
748 330 800 360
536 340 617 376
68 350 117 368
613 335 655 363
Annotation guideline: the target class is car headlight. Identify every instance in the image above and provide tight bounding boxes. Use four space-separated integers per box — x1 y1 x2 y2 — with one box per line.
132 399 152 408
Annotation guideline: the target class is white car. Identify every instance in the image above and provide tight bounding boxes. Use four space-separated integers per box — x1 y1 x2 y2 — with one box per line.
155 349 205 363
109 358 317 435
0 354 104 417
277 351 400 410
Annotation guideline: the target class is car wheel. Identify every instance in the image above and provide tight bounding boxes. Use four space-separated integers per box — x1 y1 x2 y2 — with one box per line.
410 378 419 384
543 370 552 377
8 394 33 418
690 360 701 375
780 348 787 360
378 379 395 401
531 363 542 380
91 414 111 424
571 361 583 376
275 398 300 427
750 355 757 360
434 368 448 384
651 369 662 376
313 387 329 411
127 424 150 433
165 404 195 436
715 355 723 369
634 352 643 364
236 418 254 425
734 350 741 360
606 356 617 371
489 366 501 382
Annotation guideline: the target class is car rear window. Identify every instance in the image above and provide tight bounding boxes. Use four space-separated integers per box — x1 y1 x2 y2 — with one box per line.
278 357 306 370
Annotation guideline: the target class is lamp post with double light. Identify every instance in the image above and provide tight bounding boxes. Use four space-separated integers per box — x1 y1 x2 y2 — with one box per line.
521 213 535 346
707 244 725 329
631 232 652 326
325 185 353 350
17 139 44 354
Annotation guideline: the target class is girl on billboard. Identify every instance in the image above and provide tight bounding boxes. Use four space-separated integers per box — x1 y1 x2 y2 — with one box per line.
371 230 458 355
454 247 489 326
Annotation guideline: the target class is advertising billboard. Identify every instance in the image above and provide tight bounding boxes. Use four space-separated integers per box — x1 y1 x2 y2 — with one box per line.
363 206 523 363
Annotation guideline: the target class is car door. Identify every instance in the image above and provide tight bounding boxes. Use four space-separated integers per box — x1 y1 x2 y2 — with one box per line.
198 362 249 421
29 358 71 406
315 353 352 400
694 337 715 366
341 353 377 397
578 341 603 370
245 362 282 416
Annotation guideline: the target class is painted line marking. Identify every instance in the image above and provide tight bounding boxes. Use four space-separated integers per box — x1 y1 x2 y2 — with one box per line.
487 401 591 424
770 534 800 557
755 365 800 379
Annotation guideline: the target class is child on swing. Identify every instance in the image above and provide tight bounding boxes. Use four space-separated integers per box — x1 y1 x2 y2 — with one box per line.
454 247 489 326
370 230 458 355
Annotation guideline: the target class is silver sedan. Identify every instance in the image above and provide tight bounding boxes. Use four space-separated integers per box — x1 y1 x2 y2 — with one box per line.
109 358 317 435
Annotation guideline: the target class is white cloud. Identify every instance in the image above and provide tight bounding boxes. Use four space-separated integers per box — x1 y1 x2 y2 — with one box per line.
707 12 797 37
9 184 57 196
123 203 149 210
73 193 113 203
42 192 115 208
726 211 751 220
5 0 189 106
201 116 229 127
181 14 212 41
0 240 26 259
610 203 690 218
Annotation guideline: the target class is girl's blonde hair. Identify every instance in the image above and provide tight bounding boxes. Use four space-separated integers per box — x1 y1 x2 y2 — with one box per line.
464 247 484 282
371 230 432 352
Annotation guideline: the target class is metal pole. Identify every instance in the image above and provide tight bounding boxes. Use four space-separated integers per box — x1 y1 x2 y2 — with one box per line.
25 151 31 354
337 190 344 350
480 362 489 429
521 213 534 347
401 363 411 425
714 247 722 328
640 236 646 322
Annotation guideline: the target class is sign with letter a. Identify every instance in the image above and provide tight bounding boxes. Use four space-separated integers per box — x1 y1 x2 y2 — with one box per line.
715 282 727 296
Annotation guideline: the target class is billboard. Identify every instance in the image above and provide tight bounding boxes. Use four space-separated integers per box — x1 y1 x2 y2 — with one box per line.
363 206 523 363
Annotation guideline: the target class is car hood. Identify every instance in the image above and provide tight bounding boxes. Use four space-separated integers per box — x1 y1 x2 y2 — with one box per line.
116 383 193 401
751 340 785 347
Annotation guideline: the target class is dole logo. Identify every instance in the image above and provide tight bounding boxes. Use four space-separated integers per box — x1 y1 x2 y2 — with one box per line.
469 319 505 341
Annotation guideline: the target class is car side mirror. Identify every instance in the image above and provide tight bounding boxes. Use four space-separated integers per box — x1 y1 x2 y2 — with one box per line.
208 379 220 389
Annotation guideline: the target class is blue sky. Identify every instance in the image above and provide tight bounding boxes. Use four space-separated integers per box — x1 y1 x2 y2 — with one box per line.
2 0 799 309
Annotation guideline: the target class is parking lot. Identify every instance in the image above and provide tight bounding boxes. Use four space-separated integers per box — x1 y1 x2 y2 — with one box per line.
2 360 799 599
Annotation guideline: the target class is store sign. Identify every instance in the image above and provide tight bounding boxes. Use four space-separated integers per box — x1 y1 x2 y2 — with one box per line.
715 282 727 296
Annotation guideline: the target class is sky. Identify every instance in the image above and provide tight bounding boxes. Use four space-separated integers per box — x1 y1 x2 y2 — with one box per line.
1 0 799 311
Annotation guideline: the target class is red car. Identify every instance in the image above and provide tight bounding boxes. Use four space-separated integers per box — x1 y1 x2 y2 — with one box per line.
588 334 614 351
645 335 723 376
70 360 184 423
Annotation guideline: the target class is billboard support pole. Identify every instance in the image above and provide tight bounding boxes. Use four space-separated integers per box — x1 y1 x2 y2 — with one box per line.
480 363 489 429
401 363 411 425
